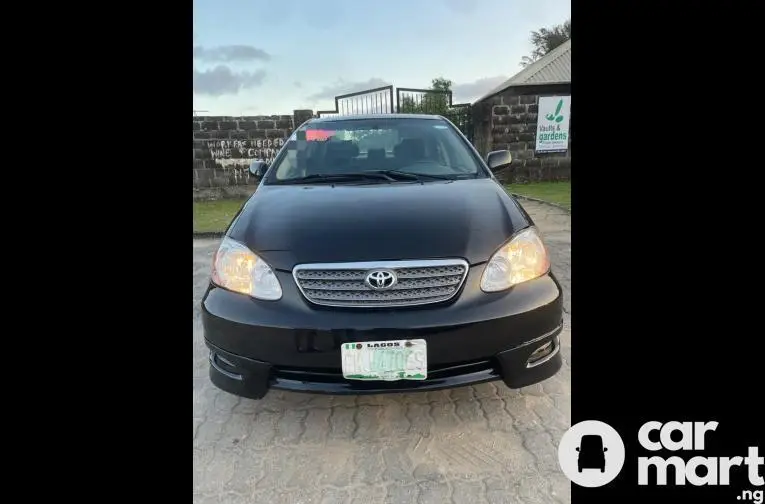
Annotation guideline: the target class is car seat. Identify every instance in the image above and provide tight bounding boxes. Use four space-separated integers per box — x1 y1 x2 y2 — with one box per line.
394 138 427 169
366 148 388 170
320 141 360 174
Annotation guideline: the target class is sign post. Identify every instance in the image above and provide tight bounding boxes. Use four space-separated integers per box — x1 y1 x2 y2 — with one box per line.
535 96 571 153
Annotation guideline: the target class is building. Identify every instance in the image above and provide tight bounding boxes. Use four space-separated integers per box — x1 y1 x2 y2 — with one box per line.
472 39 571 182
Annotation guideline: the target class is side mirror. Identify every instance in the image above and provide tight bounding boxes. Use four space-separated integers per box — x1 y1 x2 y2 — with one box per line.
603 447 608 452
486 150 513 172
575 447 580 452
249 160 269 178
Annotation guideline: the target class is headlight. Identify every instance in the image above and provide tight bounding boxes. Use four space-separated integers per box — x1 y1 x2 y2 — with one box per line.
211 237 283 300
480 227 550 292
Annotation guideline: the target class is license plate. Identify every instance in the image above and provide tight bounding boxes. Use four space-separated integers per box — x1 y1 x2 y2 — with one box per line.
341 339 427 381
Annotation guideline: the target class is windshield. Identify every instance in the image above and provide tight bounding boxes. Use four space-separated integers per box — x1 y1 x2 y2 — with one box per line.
265 118 486 183
580 436 603 450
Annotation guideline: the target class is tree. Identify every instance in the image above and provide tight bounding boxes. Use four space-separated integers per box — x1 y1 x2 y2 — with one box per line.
520 18 570 67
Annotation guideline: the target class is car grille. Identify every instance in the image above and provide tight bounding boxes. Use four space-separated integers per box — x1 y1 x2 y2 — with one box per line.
292 259 470 308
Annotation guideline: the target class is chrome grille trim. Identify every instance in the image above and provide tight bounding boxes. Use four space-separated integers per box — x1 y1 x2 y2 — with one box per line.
292 259 470 308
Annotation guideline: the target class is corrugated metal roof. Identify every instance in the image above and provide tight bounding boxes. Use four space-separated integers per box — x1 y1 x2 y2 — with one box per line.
475 39 571 103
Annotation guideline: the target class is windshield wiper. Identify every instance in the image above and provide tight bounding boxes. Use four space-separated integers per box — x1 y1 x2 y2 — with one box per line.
276 172 396 184
367 170 457 181
275 170 465 185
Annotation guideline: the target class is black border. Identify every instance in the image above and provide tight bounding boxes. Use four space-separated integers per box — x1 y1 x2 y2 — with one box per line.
573 0 763 502
21 3 191 499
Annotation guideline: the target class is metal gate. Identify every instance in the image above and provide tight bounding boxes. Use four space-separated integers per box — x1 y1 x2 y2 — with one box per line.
315 85 474 143
395 87 473 141
316 85 395 117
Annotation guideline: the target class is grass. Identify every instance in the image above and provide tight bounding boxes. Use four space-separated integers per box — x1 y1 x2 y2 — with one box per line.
504 181 570 210
193 198 247 233
192 181 571 234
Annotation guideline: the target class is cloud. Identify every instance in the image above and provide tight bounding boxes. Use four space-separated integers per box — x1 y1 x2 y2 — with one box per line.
294 81 302 88
193 45 271 63
452 75 508 102
193 66 267 96
308 78 391 101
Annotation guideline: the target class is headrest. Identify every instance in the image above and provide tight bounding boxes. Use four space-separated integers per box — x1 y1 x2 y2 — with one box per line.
395 138 425 159
326 140 359 158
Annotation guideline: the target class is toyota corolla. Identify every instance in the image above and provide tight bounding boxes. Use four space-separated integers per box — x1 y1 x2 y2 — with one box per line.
201 114 564 399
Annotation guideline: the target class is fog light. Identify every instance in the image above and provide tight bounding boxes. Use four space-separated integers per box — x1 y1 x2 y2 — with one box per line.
216 353 237 369
209 351 244 380
526 338 559 368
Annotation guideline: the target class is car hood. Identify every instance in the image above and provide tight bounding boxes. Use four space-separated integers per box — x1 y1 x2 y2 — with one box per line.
228 179 532 271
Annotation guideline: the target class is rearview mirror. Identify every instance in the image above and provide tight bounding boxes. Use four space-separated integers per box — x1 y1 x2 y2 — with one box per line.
603 447 608 452
486 150 513 172
249 160 269 178
575 447 580 452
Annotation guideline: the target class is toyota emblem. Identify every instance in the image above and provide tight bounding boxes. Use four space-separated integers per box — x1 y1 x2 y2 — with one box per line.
365 269 398 290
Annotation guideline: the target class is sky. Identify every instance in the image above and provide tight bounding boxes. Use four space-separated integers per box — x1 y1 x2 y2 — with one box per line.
193 0 570 116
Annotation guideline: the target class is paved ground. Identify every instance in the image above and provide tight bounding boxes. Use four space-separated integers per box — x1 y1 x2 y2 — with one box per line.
193 200 571 504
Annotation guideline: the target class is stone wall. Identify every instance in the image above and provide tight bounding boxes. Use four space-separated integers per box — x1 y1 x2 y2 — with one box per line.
193 110 314 190
473 83 571 183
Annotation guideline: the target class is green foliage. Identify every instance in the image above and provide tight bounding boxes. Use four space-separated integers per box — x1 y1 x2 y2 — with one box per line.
520 18 571 68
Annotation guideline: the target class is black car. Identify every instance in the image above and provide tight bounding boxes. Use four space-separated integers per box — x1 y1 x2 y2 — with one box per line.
577 435 607 472
201 114 564 399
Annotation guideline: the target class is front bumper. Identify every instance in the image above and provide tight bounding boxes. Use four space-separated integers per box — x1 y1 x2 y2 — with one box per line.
201 267 564 399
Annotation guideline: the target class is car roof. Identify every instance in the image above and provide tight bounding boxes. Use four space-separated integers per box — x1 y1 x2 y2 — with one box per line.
307 113 445 124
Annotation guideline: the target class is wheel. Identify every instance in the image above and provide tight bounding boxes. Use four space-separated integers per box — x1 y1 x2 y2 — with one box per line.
600 467 605 472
